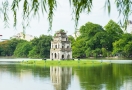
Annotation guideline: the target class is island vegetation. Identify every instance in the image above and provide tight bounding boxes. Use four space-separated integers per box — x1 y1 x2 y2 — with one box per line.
0 20 132 59
22 59 110 67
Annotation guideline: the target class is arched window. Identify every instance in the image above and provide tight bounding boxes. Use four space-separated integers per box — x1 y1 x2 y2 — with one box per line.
58 53 59 59
67 54 70 59
52 53 53 59
55 53 57 58
62 55 64 59
58 44 59 48
55 45 57 48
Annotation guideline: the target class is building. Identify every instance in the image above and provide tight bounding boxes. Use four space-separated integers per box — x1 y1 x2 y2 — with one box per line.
72 29 80 39
0 35 7 42
10 32 34 41
0 35 2 41
126 20 132 33
50 30 72 60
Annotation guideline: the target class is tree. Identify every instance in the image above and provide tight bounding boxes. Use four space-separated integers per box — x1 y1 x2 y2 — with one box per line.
7 38 27 56
85 31 111 57
78 22 107 57
124 41 132 57
72 22 111 58
113 33 132 57
104 20 123 51
0 38 28 57
28 46 40 58
29 35 52 58
72 38 86 58
37 35 52 58
14 41 32 57
0 0 131 31
68 35 75 47
0 40 10 56
80 22 104 38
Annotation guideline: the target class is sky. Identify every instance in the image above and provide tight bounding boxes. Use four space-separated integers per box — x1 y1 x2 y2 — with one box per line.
0 0 132 39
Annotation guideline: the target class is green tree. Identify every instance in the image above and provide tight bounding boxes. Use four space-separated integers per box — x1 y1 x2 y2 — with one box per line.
72 38 86 58
37 35 52 58
0 40 10 56
0 39 27 56
7 38 27 56
79 22 107 57
80 22 104 38
14 41 32 57
73 22 108 58
104 20 123 51
124 41 132 57
102 48 107 57
113 33 132 57
68 35 75 47
29 35 52 58
28 46 40 58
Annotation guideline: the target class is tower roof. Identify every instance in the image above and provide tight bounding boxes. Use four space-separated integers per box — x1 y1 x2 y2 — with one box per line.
55 29 66 34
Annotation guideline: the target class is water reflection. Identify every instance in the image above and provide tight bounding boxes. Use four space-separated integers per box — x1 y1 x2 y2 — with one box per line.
50 66 72 90
0 62 132 90
75 64 132 90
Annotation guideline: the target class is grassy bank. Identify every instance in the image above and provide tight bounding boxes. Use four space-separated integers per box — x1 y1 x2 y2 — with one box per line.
21 59 110 67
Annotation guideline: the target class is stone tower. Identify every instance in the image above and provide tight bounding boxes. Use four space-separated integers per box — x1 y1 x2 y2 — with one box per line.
50 30 72 60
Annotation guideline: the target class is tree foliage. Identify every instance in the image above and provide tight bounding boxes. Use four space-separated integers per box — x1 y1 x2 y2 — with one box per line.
104 20 123 51
0 0 131 31
0 39 26 56
14 41 32 57
0 35 52 58
113 33 132 57
72 20 125 58
29 35 52 58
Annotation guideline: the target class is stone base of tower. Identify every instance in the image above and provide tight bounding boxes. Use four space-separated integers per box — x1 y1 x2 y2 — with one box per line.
50 50 72 60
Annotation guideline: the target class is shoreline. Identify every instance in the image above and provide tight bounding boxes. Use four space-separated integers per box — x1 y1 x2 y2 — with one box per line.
21 60 110 66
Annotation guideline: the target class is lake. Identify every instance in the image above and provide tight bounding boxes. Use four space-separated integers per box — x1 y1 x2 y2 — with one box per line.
0 59 132 90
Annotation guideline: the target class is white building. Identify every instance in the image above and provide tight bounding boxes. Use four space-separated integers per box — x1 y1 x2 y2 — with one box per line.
10 32 34 41
50 30 72 60
72 29 80 39
126 20 132 33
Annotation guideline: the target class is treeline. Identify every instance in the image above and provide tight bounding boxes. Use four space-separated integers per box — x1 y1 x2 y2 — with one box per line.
69 20 132 58
1 20 132 58
0 35 52 58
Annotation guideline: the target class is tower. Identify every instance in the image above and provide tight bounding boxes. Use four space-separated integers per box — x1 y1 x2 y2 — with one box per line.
50 30 72 60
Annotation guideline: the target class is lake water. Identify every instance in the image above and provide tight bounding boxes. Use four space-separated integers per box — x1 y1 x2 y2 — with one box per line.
0 60 132 90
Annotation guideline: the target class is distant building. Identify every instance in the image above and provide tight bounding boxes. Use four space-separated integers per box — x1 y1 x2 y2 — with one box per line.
50 30 72 60
72 29 80 39
0 35 2 41
10 32 34 41
0 35 7 42
127 20 132 33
